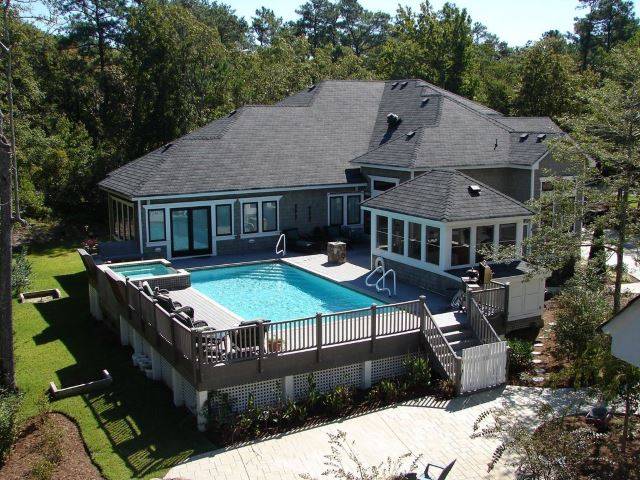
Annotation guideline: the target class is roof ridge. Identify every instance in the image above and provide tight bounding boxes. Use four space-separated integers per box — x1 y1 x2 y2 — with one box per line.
442 170 456 221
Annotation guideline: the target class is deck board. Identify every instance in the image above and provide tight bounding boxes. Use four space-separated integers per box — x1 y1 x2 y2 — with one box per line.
168 287 242 330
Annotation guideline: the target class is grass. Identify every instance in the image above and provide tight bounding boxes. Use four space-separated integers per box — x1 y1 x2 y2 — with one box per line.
13 244 215 479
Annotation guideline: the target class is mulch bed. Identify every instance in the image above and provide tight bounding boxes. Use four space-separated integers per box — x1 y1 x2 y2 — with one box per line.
0 413 103 480
564 414 639 480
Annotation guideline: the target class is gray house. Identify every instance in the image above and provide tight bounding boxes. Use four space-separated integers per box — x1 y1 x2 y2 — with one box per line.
100 78 565 261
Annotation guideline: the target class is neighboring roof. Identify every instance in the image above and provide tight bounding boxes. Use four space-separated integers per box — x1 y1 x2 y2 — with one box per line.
361 169 533 222
600 294 640 331
100 79 565 199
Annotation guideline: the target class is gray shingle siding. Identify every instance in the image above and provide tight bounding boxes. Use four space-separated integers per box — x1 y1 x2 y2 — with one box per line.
463 167 532 203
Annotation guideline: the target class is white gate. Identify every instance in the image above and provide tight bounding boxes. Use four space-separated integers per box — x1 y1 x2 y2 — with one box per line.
460 342 507 394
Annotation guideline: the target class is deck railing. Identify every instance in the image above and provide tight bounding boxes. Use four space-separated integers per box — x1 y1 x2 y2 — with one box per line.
468 281 508 318
467 297 502 344
420 300 461 381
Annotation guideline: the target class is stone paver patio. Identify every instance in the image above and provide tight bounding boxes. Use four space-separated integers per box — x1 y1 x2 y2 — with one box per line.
164 386 586 480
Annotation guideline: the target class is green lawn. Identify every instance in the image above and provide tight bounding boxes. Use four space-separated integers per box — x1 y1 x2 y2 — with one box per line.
13 245 215 479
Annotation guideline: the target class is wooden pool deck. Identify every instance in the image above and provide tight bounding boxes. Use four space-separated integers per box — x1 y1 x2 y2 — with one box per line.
168 287 243 330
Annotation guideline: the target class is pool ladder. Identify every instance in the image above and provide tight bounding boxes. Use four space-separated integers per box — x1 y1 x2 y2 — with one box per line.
365 265 397 297
275 233 286 256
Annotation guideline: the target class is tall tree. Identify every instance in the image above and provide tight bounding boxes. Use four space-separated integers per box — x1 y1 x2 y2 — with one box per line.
375 2 475 95
0 108 13 389
251 7 283 46
513 36 578 118
294 0 339 50
574 0 638 70
126 0 231 155
336 0 389 56
46 0 126 126
176 0 249 47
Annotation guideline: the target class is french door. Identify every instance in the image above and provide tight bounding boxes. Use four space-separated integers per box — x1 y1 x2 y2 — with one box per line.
170 207 212 257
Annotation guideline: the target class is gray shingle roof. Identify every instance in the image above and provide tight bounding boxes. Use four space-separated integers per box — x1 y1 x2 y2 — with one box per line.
361 169 533 222
100 79 564 199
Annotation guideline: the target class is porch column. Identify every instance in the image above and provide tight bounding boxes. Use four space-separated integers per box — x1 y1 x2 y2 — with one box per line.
171 367 184 407
369 213 377 269
196 391 208 432
361 360 372 389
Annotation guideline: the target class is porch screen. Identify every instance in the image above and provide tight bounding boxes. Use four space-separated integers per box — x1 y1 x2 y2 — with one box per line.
499 223 517 248
425 226 440 265
391 219 404 255
451 227 470 266
408 222 421 259
376 216 388 251
476 225 494 262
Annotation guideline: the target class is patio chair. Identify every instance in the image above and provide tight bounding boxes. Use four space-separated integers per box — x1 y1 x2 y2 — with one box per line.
586 404 614 431
172 311 208 329
231 320 271 354
424 459 456 480
98 240 141 263
282 228 316 253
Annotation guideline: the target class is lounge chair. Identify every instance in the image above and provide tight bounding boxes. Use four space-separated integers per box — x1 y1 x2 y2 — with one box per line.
282 228 316 253
173 311 208 329
424 460 456 480
232 320 271 354
98 240 141 263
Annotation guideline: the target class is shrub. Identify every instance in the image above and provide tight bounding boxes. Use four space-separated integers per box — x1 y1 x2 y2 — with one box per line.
507 339 534 376
281 400 307 427
324 385 353 415
435 379 456 399
403 355 431 388
11 248 32 295
553 275 610 361
0 388 22 463
306 374 323 412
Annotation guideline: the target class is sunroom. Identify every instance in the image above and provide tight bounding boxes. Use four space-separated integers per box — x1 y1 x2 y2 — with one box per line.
361 169 546 331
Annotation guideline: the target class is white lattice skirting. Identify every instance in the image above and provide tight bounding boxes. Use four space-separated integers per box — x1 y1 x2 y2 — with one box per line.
213 352 418 412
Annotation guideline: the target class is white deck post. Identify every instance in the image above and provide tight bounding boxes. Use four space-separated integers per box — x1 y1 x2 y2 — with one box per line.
150 347 162 381
119 315 129 346
172 368 184 407
89 284 102 321
283 375 294 401
362 360 372 389
196 391 208 432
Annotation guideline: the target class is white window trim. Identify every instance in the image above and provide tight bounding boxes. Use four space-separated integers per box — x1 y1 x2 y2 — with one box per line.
366 207 529 271
369 176 399 197
239 195 282 239
327 193 364 226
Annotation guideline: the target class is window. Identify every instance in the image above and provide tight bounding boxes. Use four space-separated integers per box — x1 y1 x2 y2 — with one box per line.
408 222 421 260
426 226 440 265
215 204 232 236
111 196 135 241
476 225 494 262
451 227 470 266
346 195 361 225
243 202 258 234
499 223 517 248
329 196 343 226
262 201 278 232
391 219 404 255
376 216 388 251
371 177 399 197
148 209 165 242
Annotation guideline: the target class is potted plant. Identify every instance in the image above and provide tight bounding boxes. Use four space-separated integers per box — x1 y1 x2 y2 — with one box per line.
267 337 284 353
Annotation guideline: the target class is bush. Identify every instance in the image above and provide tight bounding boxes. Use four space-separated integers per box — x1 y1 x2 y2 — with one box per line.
553 275 610 361
324 385 353 415
281 400 307 427
435 379 456 399
0 389 22 463
11 248 32 295
508 339 534 376
305 374 323 412
403 355 431 388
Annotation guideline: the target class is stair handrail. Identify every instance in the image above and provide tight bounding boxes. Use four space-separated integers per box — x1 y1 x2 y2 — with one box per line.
375 268 396 296
275 233 286 256
420 299 461 382
365 265 384 288
468 296 502 344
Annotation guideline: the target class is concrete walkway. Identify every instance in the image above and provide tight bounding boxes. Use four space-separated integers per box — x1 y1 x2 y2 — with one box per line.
164 387 586 480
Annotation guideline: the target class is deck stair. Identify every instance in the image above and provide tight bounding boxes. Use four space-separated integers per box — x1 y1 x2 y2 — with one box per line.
441 323 481 355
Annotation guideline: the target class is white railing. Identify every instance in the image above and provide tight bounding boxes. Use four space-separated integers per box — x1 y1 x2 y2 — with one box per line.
376 268 396 296
275 233 286 256
365 265 384 288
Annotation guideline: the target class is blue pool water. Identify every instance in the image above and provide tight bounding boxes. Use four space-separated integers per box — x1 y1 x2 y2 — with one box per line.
109 262 176 280
190 263 382 322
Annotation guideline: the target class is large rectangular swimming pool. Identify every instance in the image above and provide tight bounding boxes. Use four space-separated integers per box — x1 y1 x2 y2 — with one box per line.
190 262 382 322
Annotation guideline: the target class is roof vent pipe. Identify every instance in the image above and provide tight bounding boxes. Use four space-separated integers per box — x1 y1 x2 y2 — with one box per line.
387 113 401 127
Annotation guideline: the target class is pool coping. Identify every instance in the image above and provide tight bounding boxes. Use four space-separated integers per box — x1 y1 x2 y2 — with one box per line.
186 258 395 307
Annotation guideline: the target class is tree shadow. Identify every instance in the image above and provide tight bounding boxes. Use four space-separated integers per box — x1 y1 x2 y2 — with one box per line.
32 269 214 478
